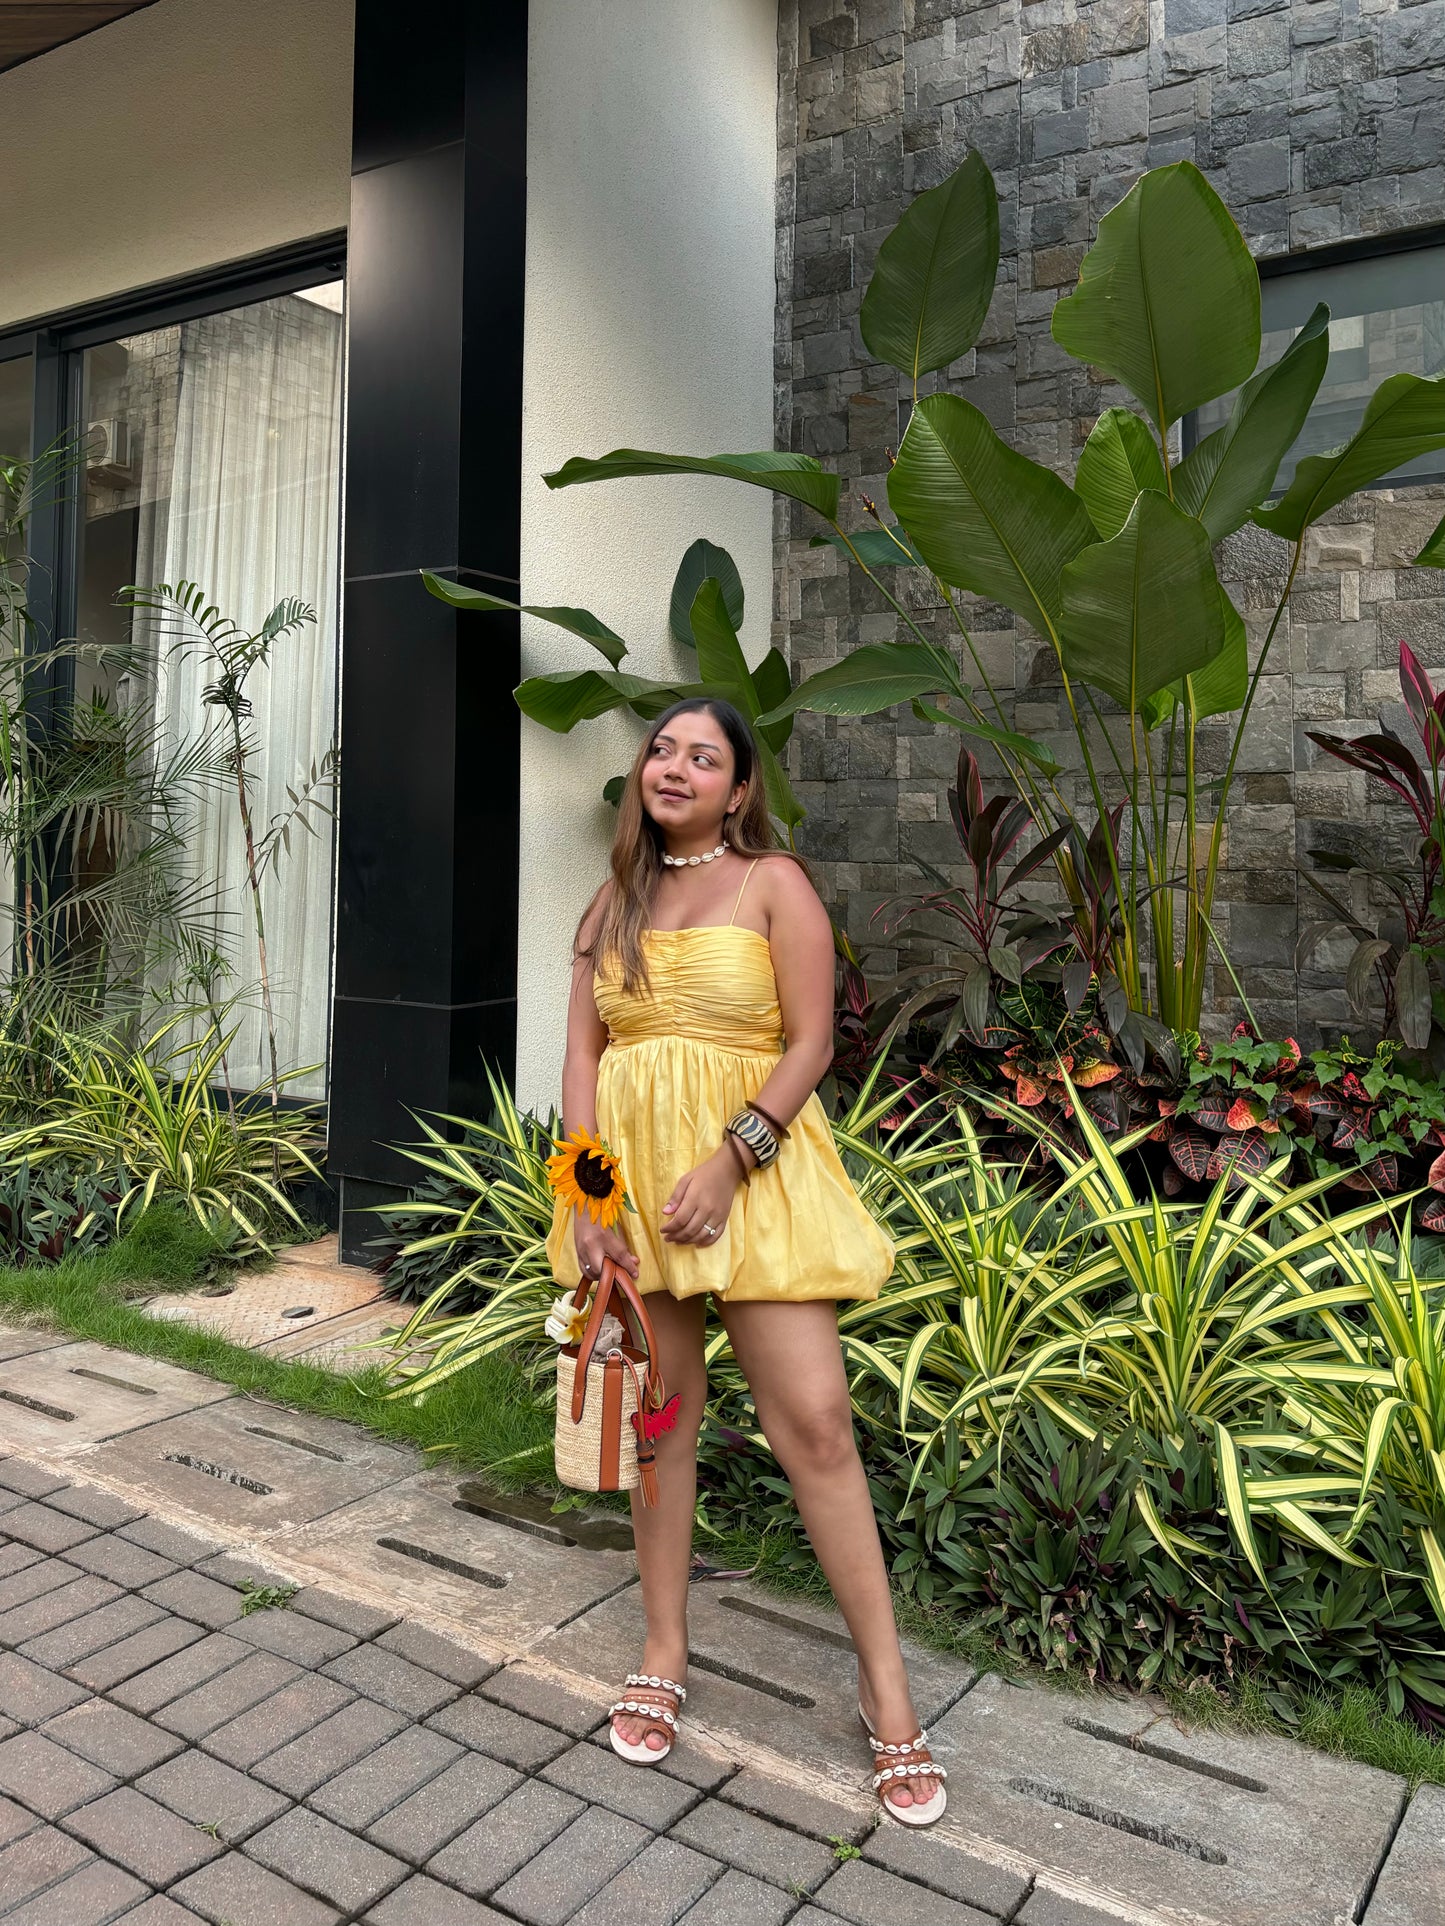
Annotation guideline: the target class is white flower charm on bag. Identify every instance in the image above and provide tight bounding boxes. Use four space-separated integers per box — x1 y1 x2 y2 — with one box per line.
544 1295 624 1351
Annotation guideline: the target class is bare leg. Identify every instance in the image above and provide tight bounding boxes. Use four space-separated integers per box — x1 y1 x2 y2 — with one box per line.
612 1291 707 1753
719 1299 940 1810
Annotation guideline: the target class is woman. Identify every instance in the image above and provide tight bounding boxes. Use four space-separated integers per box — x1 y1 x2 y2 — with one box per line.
545 696 946 1826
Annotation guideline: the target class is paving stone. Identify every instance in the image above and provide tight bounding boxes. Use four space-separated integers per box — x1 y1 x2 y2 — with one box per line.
374 1621 494 1687
0 1543 41 1579
203 1672 357 1771
172 1850 343 1925
542 1739 701 1830
671 1799 836 1893
290 1586 398 1640
0 1825 92 1910
320 1642 457 1717
675 1867 796 1926
363 1874 507 1924
569 1833 721 1925
1364 1782 1445 1925
229 1606 357 1667
586 1726 739 1794
0 1653 87 1726
0 1503 102 1555
0 1462 69 1500
1016 1892 1145 1926
61 1784 224 1886
368 1751 522 1865
489 1804 651 1926
481 1664 606 1736
863 1823 1032 1918
309 1725 461 1830
139 1571 246 1631
425 1776 580 1894
0 1730 118 1819
811 1858 996 1925
0 1558 77 1613
116 1519 215 1566
20 1595 166 1671
191 1550 295 1592
0 1345 231 1445
110 1633 250 1717
245 1806 408 1914
138 1748 290 1845
41 1698 185 1778
62 1536 181 1590
2 1854 148 1923
113 1899 211 1925
68 1617 204 1693
156 1649 303 1742
0 1577 126 1649
41 1486 142 1530
0 1794 36 1848
427 1692 571 1770
251 1694 407 1795
718 1765 869 1844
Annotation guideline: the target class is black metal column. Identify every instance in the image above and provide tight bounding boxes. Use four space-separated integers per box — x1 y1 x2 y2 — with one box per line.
330 0 525 1260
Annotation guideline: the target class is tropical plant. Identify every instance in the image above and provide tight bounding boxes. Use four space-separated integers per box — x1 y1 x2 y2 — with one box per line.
0 1155 125 1268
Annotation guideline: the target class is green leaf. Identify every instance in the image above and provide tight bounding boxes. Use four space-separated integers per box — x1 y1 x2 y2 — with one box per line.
421 572 628 667
515 669 699 732
859 150 1000 384
1051 162 1260 435
1060 490 1224 710
1396 946 1433 1050
755 640 957 724
688 579 757 713
602 775 626 807
543 448 840 521
670 541 744 647
1142 587 1250 729
1075 409 1166 541
1214 1420 1270 1587
750 647 795 751
1175 304 1331 541
887 393 1097 647
1416 509 1445 567
758 739 805 830
1256 371 1445 541
908 697 1061 773
809 526 925 569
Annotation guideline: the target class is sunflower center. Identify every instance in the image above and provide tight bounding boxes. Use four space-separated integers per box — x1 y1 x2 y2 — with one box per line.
573 1150 615 1200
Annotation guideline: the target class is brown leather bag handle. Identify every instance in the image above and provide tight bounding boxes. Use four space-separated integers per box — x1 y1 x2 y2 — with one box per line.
570 1255 662 1425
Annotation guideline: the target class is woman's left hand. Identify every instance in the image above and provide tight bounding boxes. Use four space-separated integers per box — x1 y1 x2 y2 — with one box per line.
661 1147 742 1245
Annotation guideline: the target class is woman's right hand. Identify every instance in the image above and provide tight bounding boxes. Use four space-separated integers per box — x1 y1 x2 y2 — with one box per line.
573 1216 640 1283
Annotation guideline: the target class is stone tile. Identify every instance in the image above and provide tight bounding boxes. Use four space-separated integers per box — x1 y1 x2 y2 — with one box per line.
20 1594 166 1671
110 1633 250 1717
588 1726 739 1794
0 1502 101 1555
324 1645 456 1722
1364 1782 1445 1925
480 1663 606 1736
140 1571 246 1631
367 1752 522 1866
0 1794 37 1848
172 1850 343 1926
3 1854 149 1923
0 1543 41 1579
0 1730 117 1819
717 1765 870 1843
0 1575 123 1647
489 1804 651 1926
1016 1892 1147 1926
229 1607 356 1668
0 1344 231 1445
374 1621 494 1688
290 1586 398 1640
42 1486 143 1530
811 1858 996 1925
363 1875 507 1924
61 1784 224 1886
244 1806 408 1915
191 1550 295 1592
569 1834 721 1925
157 1649 303 1742
308 1725 461 1830
63 1535 182 1590
424 1776 580 1894
0 1825 92 1911
41 1697 185 1778
671 1800 835 1893
116 1518 215 1566
203 1673 357 1771
113 1899 211 1925
0 1653 87 1727
427 1692 571 1770
250 1694 407 1796
0 1462 69 1500
0 1557 77 1614
68 1617 204 1694
542 1738 700 1830
863 1823 1031 1918
138 1749 290 1845
675 1867 797 1926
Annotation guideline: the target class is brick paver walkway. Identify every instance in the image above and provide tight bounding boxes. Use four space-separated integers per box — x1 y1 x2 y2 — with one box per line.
0 1454 1044 1926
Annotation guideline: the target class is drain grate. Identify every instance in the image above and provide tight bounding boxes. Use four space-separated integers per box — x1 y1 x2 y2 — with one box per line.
688 1651 815 1708
162 1453 273 1496
1066 1716 1269 1794
452 1498 577 1548
70 1367 158 1396
717 1593 854 1652
0 1387 74 1421
244 1425 345 1463
376 1536 507 1589
1010 1776 1227 1864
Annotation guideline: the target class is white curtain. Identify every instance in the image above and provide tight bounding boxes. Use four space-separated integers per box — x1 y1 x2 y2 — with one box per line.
142 294 343 1099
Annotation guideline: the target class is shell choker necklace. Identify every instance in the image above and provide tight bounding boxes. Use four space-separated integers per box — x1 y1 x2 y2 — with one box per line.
661 840 728 868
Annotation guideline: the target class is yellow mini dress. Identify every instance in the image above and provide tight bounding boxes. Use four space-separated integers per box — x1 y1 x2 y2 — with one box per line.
545 865 894 1304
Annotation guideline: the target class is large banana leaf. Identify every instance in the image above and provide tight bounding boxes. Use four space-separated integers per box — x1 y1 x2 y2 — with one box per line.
809 526 925 568
688 579 804 828
1416 510 1445 567
421 572 628 666
1059 489 1224 710
1256 370 1445 541
669 539 744 645
1074 408 1166 540
1141 588 1249 729
515 668 702 732
1174 304 1331 541
859 150 1000 385
543 448 840 521
887 393 1097 648
1051 162 1260 435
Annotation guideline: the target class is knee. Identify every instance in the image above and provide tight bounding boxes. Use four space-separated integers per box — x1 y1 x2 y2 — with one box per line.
765 1402 858 1479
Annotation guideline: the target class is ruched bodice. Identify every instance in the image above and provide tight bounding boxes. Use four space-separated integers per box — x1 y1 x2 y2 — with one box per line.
596 927 782 1053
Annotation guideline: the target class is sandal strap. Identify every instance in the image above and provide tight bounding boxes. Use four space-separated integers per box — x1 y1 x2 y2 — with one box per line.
624 1672 686 1702
866 1727 930 1756
609 1699 679 1730
874 1760 948 1789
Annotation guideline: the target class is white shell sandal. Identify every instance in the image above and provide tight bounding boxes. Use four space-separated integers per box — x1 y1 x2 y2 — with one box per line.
859 1702 948 1827
608 1673 686 1766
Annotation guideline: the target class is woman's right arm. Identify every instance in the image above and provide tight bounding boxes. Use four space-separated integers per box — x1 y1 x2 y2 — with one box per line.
561 901 640 1279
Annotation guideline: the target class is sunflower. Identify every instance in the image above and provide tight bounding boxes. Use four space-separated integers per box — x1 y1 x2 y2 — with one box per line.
547 1128 632 1227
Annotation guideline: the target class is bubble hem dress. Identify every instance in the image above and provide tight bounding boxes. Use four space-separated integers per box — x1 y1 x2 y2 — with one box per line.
545 864 894 1304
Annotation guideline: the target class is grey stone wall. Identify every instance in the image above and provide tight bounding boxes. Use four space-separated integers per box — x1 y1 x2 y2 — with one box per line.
774 0 1445 1041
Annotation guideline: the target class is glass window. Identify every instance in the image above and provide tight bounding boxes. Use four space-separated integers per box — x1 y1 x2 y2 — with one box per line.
1189 243 1445 492
76 284 344 1098
0 355 33 967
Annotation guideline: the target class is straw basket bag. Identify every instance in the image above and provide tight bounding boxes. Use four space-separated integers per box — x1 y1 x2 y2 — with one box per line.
554 1256 665 1506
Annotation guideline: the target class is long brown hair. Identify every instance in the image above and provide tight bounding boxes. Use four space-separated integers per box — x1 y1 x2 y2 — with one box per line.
579 698 808 993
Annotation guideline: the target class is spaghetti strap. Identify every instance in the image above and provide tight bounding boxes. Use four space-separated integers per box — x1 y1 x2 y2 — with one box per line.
728 858 762 926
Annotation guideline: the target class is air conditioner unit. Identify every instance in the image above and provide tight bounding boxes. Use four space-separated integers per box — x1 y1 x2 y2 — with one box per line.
86 418 135 485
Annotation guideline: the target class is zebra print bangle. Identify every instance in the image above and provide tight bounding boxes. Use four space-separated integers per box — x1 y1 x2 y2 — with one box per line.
726 1108 780 1169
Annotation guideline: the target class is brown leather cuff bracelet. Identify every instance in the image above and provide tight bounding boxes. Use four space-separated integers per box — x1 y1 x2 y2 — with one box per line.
746 1099 791 1140
723 1134 753 1181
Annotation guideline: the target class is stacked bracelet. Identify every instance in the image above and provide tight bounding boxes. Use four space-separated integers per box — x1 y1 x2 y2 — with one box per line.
726 1108 781 1169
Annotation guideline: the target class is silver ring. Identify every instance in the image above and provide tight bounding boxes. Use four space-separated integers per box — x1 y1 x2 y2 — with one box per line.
582 1263 592 1276
703 1224 717 1237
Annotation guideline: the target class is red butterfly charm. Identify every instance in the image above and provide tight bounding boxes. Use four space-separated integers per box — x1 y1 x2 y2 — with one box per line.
632 1395 681 1445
